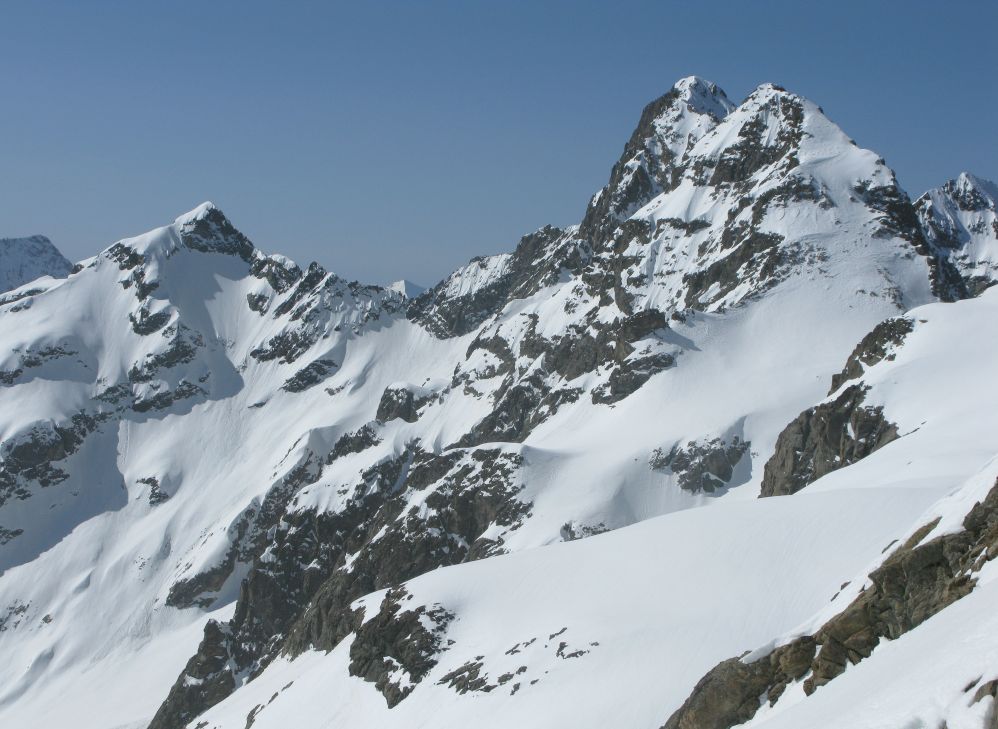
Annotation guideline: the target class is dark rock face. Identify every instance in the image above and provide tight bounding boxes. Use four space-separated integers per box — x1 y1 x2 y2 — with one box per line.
0 344 78 386
348 587 454 707
703 92 803 188
131 380 206 413
376 385 432 423
680 228 787 309
147 621 237 729
249 329 314 364
178 205 256 263
437 659 492 694
129 307 172 335
281 359 337 393
829 316 913 393
284 448 527 654
650 437 750 493
273 262 327 318
457 372 547 445
592 353 675 405
249 256 302 294
107 242 162 301
127 324 202 383
245 293 269 314
759 385 899 497
328 424 381 461
453 307 671 444
662 639 817 729
251 270 405 365
0 412 106 508
663 477 998 729
138 476 170 505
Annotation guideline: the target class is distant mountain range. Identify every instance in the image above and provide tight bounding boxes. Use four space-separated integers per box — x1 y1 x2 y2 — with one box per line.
0 235 72 293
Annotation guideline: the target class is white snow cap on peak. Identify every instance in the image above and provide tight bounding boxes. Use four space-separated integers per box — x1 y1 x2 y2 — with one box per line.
745 82 805 105
173 201 219 226
955 172 998 200
671 76 735 118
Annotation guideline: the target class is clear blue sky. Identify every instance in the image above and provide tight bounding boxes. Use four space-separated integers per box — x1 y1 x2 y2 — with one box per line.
2 0 996 286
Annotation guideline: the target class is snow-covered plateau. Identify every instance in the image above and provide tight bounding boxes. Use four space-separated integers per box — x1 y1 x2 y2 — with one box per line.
1 77 997 729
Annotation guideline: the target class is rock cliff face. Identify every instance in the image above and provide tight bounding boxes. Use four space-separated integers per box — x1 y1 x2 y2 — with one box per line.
759 384 899 497
0 78 996 729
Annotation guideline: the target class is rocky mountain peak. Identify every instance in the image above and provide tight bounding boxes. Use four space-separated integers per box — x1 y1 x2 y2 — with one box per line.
672 75 736 119
916 172 998 296
580 77 735 247
174 202 256 261
947 172 998 211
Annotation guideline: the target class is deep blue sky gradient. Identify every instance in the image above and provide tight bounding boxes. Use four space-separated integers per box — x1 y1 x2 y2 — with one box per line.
3 0 996 285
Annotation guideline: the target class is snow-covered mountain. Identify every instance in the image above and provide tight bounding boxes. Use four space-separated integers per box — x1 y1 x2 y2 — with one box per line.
0 235 73 293
916 172 998 297
0 77 996 729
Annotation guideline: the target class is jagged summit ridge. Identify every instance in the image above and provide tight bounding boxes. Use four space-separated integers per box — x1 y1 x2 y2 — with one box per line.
580 76 734 246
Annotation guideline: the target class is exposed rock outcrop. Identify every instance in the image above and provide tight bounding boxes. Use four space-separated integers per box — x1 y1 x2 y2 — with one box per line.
760 385 898 497
376 385 433 423
651 436 750 493
828 316 913 393
348 587 454 707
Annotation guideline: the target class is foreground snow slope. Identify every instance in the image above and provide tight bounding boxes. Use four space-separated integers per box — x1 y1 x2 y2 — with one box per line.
194 487 941 729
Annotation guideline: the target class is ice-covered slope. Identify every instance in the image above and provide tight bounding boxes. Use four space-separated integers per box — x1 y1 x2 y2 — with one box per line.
0 77 988 729
0 235 73 293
